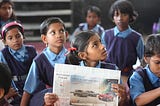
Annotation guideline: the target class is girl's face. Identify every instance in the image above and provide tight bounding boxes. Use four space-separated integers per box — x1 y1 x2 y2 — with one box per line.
81 34 107 66
86 11 100 30
41 22 67 54
0 3 13 21
145 55 160 77
4 28 23 51
113 10 130 31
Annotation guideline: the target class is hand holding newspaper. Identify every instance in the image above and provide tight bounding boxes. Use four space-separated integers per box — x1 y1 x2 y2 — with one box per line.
53 64 121 106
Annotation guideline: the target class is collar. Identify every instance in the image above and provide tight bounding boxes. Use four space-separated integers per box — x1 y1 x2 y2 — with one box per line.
80 61 101 68
45 46 67 61
145 65 160 84
83 23 99 31
9 45 26 56
114 26 132 38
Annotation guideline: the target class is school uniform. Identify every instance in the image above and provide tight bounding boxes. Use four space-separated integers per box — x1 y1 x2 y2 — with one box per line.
80 61 118 70
129 65 160 106
23 47 68 106
0 45 37 105
0 98 13 106
70 23 104 41
101 26 144 76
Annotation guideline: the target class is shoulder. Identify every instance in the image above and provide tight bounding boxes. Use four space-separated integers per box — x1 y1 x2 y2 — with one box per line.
34 53 45 61
25 45 36 50
131 29 142 37
100 62 117 70
97 24 104 30
79 23 86 27
130 68 144 82
104 28 114 33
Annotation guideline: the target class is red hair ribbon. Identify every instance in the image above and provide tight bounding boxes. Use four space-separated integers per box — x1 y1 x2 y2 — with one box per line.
65 47 77 56
68 47 77 51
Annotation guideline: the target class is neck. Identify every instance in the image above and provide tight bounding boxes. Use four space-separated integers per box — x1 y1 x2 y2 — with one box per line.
84 61 99 67
49 46 63 54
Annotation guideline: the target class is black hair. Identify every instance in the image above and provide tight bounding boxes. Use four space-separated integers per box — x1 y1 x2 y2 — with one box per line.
144 34 160 57
109 0 138 23
1 19 24 40
40 17 65 35
85 5 101 18
66 31 96 65
0 63 11 96
0 0 16 20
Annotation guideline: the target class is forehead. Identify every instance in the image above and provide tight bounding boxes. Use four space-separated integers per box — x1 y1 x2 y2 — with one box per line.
6 27 20 35
87 11 98 16
48 22 64 29
151 54 160 59
88 34 100 43
0 2 12 7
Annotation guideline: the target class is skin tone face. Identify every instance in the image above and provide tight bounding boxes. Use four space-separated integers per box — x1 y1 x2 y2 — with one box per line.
113 10 130 32
79 34 107 67
0 3 13 21
41 22 67 54
0 88 5 98
145 54 160 77
86 11 100 30
4 28 23 51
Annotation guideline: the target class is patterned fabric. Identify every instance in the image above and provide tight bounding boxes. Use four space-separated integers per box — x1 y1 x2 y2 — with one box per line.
14 51 28 62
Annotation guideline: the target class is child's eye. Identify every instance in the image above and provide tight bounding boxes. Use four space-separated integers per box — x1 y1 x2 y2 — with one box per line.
59 29 65 34
154 61 160 65
51 31 56 35
93 43 98 48
16 34 21 38
8 37 12 40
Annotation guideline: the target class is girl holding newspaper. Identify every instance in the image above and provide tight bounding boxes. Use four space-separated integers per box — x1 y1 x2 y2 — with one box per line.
44 31 130 106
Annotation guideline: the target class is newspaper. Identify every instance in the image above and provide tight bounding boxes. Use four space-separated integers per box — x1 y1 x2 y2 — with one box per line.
53 64 121 106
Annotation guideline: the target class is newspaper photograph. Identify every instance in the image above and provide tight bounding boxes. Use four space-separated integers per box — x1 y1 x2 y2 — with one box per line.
53 64 121 106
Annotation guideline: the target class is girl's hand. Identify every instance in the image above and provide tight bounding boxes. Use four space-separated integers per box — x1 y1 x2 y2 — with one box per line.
44 93 58 106
4 87 18 99
111 84 127 101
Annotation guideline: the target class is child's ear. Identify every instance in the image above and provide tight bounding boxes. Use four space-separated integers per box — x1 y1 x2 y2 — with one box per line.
78 52 87 60
65 31 69 39
0 88 5 98
2 39 6 45
144 56 150 64
41 34 47 44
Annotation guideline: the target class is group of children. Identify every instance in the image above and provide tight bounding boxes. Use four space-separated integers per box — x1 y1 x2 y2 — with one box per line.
0 0 160 106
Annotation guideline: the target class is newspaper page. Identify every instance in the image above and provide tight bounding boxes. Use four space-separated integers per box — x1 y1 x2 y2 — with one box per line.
53 64 121 106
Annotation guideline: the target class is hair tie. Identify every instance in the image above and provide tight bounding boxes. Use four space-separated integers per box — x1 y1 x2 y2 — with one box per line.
65 47 77 56
68 47 77 52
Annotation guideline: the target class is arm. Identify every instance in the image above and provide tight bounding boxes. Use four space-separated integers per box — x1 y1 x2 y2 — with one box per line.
20 61 40 106
136 36 144 65
20 91 31 106
135 87 160 106
129 71 160 106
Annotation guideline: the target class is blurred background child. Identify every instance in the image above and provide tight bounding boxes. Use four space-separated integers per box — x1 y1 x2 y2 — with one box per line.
0 0 17 50
0 0 16 28
101 0 144 85
70 5 104 41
